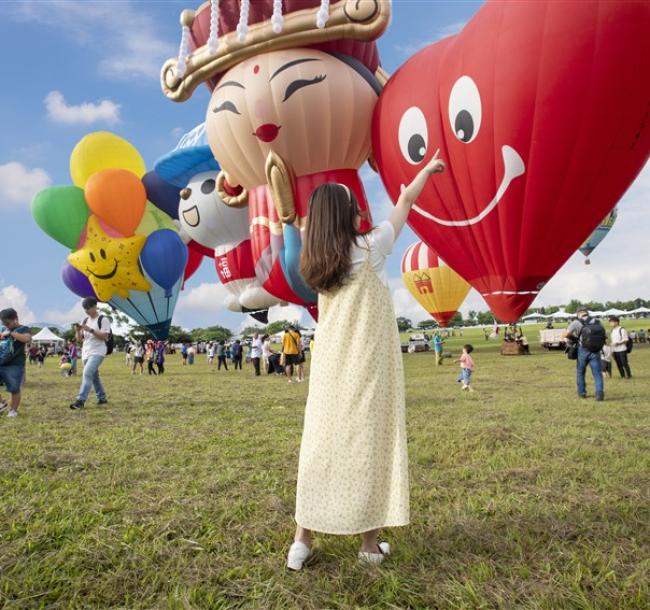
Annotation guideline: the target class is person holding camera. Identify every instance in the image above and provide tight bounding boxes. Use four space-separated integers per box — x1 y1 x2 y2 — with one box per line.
564 307 606 401
69 297 111 410
0 308 32 417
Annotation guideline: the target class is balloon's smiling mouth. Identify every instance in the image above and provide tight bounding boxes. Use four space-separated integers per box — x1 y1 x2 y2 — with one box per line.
408 145 525 227
87 260 118 280
182 206 200 227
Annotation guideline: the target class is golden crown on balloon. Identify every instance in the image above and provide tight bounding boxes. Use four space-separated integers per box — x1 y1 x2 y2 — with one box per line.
161 0 391 102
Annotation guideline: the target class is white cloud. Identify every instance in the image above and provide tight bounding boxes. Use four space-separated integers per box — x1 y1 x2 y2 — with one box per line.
11 1 175 81
437 21 467 39
0 286 36 324
391 285 429 324
177 282 230 313
0 162 52 208
269 303 305 325
43 302 85 327
44 91 120 125
237 317 265 333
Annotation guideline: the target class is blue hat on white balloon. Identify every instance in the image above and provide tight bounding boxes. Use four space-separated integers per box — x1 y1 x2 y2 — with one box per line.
155 123 220 188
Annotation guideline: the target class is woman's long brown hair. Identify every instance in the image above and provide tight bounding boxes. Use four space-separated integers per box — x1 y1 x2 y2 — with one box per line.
300 183 363 294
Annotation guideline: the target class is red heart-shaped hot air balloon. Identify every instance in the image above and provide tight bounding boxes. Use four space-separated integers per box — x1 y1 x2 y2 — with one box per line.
372 0 650 322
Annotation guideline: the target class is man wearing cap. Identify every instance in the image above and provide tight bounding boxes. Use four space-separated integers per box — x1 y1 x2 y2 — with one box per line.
565 307 606 401
70 297 111 410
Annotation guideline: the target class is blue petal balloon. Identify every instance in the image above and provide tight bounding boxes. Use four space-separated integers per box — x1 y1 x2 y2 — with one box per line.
142 171 181 220
140 229 188 297
109 272 181 340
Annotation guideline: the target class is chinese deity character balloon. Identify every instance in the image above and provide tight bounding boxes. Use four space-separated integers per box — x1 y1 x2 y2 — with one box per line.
161 1 391 314
372 0 650 322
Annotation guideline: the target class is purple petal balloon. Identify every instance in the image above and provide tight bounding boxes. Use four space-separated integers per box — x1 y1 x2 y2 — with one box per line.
62 263 97 299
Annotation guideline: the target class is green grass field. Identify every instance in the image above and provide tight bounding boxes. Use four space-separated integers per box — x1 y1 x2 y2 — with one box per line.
2 326 649 609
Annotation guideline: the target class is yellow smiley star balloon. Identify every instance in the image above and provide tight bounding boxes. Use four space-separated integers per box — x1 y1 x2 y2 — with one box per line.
67 215 150 301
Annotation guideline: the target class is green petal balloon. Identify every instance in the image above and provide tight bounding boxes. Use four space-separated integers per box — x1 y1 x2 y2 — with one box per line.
136 201 178 237
32 186 90 249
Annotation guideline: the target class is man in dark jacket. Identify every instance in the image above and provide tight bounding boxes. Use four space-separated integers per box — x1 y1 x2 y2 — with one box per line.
564 307 605 401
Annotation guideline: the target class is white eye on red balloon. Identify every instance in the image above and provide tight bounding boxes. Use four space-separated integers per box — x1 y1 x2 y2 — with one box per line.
448 76 482 143
398 106 428 165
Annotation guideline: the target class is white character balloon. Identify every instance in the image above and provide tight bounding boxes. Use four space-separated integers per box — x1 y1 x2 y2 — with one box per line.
178 171 278 312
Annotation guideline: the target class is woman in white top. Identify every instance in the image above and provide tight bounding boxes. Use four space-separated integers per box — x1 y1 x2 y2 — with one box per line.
287 151 445 570
609 316 632 378
262 335 272 374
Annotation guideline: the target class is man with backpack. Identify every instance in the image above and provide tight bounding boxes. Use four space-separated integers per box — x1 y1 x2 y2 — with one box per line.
0 308 32 417
609 316 632 379
70 297 112 410
565 307 606 401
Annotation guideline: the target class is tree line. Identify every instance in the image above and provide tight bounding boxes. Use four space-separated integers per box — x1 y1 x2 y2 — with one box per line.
396 297 649 332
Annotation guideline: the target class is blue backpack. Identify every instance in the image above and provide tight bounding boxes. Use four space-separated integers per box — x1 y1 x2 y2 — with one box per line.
0 328 15 366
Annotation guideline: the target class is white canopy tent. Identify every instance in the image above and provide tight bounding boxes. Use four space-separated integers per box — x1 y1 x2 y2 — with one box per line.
31 327 65 344
630 306 650 316
601 308 629 317
548 310 575 320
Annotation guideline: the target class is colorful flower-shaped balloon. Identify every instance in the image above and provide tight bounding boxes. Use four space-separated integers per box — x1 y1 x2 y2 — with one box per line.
32 132 189 339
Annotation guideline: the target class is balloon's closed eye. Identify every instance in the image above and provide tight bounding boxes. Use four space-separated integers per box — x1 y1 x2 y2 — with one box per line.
283 75 326 102
212 101 240 115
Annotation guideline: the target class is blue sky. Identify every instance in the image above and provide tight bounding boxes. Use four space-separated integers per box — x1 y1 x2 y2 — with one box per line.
1 1 647 331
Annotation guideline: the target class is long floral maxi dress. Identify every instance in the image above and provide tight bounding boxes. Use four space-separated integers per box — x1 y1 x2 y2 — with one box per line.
295 252 409 534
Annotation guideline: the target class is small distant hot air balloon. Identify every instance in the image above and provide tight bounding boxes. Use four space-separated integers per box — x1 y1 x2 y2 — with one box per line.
401 241 470 327
579 208 618 265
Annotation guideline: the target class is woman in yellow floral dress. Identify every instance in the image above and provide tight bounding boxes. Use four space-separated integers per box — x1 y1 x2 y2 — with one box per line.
287 152 445 569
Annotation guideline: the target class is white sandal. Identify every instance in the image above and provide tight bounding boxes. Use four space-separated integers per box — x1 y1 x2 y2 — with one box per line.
358 541 390 564
287 541 312 571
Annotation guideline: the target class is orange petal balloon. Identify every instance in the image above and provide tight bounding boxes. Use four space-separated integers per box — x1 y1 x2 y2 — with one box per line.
84 168 146 236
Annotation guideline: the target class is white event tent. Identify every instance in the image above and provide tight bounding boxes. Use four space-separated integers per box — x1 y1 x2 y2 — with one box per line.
630 306 650 317
31 327 65 345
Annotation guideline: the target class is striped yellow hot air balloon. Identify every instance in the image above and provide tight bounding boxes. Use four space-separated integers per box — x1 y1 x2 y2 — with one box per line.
401 241 471 327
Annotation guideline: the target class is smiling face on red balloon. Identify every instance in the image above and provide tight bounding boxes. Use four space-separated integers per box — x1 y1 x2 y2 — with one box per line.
373 0 650 321
392 54 526 228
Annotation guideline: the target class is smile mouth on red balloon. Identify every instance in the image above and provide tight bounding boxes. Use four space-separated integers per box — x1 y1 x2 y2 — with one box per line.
253 123 281 142
409 145 526 227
